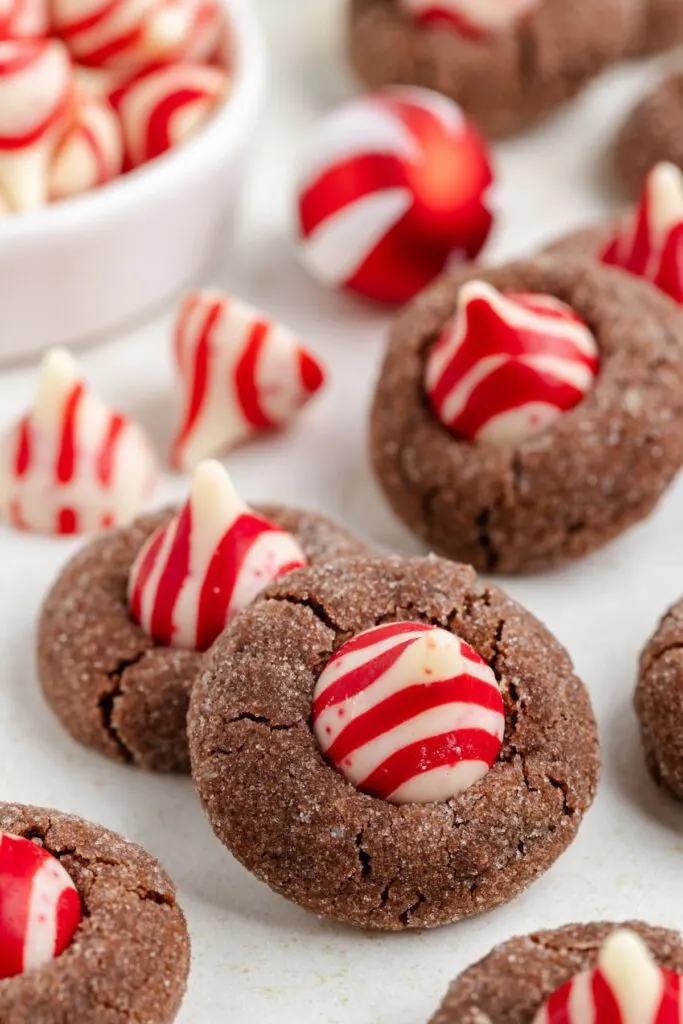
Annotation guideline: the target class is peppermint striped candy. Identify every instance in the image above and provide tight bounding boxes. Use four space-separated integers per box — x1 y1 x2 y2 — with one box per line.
128 460 307 651
171 292 326 472
49 87 123 200
312 622 504 804
0 39 72 212
425 280 599 447
602 162 683 305
296 86 494 304
533 930 683 1024
0 832 82 980
0 0 48 39
0 348 158 535
52 0 223 71
401 0 539 38
109 61 227 167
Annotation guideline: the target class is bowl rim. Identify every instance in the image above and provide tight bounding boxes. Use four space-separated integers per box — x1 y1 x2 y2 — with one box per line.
0 0 267 246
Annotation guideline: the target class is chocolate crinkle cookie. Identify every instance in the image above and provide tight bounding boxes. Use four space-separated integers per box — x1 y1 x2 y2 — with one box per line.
347 0 640 138
632 0 683 57
613 71 683 199
37 504 367 773
0 802 189 1024
188 555 599 931
370 257 683 574
429 921 683 1023
636 598 683 800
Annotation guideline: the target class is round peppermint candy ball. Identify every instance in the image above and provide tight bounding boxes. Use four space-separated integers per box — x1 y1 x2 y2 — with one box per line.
0 832 82 979
295 86 494 304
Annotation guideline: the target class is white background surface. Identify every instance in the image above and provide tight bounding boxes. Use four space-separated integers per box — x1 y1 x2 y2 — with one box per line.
1 2 682 1021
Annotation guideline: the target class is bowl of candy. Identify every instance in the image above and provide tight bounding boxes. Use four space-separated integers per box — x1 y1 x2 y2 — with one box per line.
0 0 266 362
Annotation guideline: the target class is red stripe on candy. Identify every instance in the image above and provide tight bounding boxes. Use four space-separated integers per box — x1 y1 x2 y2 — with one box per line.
56 383 84 485
172 299 222 465
144 84 206 161
329 621 432 659
234 320 274 429
299 153 408 237
57 508 78 534
149 504 192 646
592 967 623 1023
13 417 31 478
97 414 125 487
129 527 165 623
656 971 681 1024
312 637 420 719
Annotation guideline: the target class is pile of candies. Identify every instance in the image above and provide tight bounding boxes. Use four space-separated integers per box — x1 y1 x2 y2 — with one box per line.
0 0 231 214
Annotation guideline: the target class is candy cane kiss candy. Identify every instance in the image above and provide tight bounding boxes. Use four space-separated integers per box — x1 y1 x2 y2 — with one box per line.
533 929 683 1024
602 162 683 305
49 87 123 200
128 460 308 651
0 832 82 980
0 0 48 39
0 348 159 535
425 280 599 446
400 0 539 39
312 622 505 803
171 291 326 471
0 39 72 212
296 86 494 304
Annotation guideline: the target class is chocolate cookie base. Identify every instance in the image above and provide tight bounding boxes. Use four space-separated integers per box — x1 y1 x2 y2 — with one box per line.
636 598 683 800
38 505 367 773
637 0 683 56
0 802 189 1024
371 257 683 574
347 0 640 138
189 555 599 931
613 71 683 199
429 921 683 1023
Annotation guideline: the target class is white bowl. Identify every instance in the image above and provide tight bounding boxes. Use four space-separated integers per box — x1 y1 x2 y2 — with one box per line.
0 0 266 364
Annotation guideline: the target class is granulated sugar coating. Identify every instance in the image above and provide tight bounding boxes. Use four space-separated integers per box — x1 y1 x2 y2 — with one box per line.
37 506 367 773
613 71 683 198
636 599 683 801
371 257 683 574
0 802 189 1023
188 555 599 931
428 921 683 1023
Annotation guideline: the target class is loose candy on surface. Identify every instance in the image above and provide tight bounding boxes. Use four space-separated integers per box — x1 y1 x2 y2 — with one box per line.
533 929 683 1024
602 161 683 304
52 0 223 71
110 60 227 167
170 291 326 471
49 87 123 199
0 0 48 39
425 280 599 447
0 832 82 980
0 39 72 212
0 347 158 535
128 460 308 652
295 86 494 304
311 621 505 804
400 0 539 38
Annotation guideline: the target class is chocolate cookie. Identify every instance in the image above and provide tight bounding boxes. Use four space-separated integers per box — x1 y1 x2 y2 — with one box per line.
613 71 683 198
347 0 640 139
633 1 683 57
370 257 683 574
0 802 189 1023
636 598 683 800
38 505 367 773
429 921 683 1022
188 555 599 931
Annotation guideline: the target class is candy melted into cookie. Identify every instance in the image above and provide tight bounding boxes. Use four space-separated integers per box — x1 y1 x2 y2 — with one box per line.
128 460 307 651
533 929 683 1023
0 832 82 980
401 0 539 39
296 86 494 304
425 280 599 447
312 622 504 804
602 162 683 305
170 292 325 471
0 348 158 535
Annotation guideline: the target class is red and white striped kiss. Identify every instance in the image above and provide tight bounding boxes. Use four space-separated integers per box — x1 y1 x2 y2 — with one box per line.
0 832 82 980
425 280 599 447
0 0 48 39
533 929 683 1024
602 162 683 305
296 86 494 304
128 460 307 651
171 292 326 471
401 0 539 38
312 622 504 804
52 0 223 71
0 39 72 212
0 348 158 535
49 87 123 200
109 60 227 167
